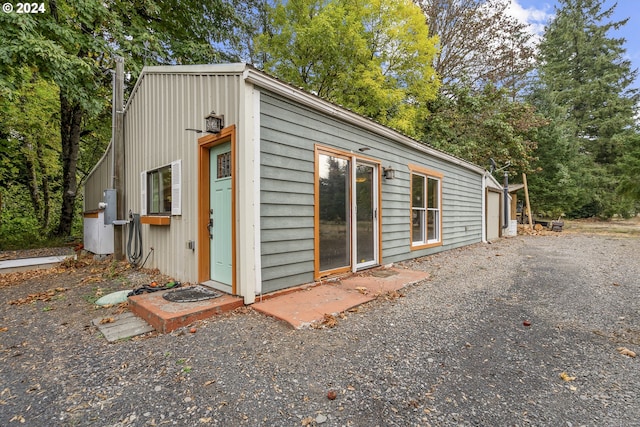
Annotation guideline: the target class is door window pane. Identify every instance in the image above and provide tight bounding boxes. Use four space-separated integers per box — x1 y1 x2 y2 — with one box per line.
319 154 350 271
217 152 231 178
356 164 374 264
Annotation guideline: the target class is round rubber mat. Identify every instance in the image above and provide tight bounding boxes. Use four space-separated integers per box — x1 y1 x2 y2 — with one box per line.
162 285 221 303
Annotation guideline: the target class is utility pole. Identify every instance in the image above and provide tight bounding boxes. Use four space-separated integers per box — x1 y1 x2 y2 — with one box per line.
113 56 125 260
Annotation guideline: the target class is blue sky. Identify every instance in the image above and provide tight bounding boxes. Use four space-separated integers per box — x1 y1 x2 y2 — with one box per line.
508 0 639 90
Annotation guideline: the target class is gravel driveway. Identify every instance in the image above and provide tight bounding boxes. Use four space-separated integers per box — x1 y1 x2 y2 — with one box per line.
1 233 638 426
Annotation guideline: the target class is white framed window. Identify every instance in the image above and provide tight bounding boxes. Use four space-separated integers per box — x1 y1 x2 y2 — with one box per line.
410 165 442 249
140 159 181 216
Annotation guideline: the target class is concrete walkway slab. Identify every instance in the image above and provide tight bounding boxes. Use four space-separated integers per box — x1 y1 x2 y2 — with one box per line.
253 267 429 329
0 255 73 274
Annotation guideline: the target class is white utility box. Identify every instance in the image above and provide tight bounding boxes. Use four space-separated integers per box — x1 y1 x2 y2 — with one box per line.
83 209 114 255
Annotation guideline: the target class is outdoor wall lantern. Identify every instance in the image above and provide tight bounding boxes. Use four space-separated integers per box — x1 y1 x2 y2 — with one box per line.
383 166 395 180
205 111 225 134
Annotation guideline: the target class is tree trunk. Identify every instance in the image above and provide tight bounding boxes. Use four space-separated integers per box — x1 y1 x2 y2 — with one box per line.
54 93 83 237
23 141 43 221
37 140 51 229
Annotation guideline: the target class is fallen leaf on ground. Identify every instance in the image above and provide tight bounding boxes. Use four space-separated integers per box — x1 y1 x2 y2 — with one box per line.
114 302 129 314
80 276 103 284
319 314 338 328
99 317 115 324
559 372 576 382
380 290 403 301
617 347 637 358
8 288 68 305
0 327 7 332
355 286 368 295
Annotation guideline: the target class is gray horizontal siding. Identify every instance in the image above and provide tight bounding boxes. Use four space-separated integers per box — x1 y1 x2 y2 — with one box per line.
260 100 318 292
259 90 483 292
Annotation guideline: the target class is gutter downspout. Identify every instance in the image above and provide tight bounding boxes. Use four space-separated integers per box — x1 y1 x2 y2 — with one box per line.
503 170 509 230
481 173 487 243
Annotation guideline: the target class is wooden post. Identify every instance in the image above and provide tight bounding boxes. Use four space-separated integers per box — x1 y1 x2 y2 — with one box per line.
522 173 533 230
113 56 125 260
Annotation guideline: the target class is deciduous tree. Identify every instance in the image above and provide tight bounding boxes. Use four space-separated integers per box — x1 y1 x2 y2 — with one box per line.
256 0 440 138
415 0 536 97
0 0 240 236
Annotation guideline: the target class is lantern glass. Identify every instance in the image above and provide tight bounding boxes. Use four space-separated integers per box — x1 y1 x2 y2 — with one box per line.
205 111 224 134
383 167 395 180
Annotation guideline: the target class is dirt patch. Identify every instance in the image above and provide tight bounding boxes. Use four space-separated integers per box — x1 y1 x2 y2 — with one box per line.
563 216 640 236
518 216 640 237
0 253 173 338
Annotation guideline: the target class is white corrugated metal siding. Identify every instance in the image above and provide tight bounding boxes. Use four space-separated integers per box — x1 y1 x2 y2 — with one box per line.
123 68 243 283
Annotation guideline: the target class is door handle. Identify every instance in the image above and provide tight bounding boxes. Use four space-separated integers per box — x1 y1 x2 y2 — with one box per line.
207 218 213 239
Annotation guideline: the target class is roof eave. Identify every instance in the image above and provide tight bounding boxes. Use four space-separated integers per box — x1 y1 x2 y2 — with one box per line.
243 67 485 175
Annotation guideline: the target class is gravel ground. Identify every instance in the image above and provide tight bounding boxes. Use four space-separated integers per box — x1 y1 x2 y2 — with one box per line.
0 233 639 426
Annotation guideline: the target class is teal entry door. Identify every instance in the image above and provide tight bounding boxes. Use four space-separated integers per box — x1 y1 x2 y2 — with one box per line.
209 142 232 289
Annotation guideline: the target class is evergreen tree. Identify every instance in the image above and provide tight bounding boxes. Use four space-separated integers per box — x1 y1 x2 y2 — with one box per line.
531 0 639 218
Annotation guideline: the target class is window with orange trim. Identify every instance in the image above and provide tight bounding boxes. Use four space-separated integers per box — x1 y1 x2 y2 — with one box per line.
410 168 442 248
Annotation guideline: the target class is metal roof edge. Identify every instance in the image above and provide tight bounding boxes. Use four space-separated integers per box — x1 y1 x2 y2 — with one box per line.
124 63 249 111
123 62 485 175
484 171 503 189
140 63 248 75
243 66 485 175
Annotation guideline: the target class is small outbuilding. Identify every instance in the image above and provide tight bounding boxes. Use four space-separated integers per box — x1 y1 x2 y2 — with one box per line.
84 63 497 304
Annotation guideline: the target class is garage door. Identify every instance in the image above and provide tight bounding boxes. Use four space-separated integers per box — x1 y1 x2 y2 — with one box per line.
486 190 501 241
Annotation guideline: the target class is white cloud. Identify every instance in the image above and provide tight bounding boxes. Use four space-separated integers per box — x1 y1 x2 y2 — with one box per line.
507 0 555 37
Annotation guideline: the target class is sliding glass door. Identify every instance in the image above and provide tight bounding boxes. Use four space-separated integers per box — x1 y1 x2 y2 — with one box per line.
317 149 379 276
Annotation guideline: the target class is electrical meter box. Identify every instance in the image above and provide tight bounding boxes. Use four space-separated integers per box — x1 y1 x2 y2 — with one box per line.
103 189 117 225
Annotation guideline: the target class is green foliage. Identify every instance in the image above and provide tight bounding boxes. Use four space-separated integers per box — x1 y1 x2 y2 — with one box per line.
256 0 439 138
616 131 640 203
0 185 49 249
527 0 639 218
424 84 545 175
0 0 242 240
0 68 60 227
